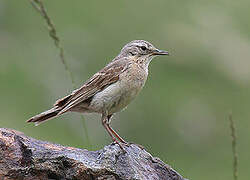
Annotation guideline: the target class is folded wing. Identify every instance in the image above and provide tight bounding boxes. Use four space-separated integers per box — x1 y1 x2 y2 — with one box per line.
55 59 129 115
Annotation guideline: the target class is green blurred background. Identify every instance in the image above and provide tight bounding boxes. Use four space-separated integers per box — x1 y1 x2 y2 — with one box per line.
1 0 249 179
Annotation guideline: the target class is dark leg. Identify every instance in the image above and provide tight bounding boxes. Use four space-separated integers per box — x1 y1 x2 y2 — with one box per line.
102 114 125 151
107 115 127 143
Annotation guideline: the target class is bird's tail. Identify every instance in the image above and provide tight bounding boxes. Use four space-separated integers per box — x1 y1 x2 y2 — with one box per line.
27 107 61 126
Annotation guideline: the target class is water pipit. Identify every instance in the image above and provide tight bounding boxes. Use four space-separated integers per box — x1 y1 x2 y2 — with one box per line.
27 40 169 150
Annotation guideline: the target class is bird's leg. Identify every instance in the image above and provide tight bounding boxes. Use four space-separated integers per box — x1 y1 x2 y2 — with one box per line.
107 115 127 144
101 114 125 151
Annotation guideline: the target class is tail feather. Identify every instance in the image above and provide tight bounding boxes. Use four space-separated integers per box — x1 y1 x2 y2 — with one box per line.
27 108 61 126
27 92 75 125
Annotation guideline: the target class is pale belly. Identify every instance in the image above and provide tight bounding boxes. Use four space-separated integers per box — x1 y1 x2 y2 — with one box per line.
89 78 145 115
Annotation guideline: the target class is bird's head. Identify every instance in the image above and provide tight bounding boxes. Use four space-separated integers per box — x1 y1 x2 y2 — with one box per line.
119 40 169 65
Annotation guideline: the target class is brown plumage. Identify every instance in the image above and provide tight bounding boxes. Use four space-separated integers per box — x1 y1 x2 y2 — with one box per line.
27 58 128 125
27 40 169 150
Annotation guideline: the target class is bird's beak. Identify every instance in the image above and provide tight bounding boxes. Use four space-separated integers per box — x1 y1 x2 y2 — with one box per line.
152 49 169 56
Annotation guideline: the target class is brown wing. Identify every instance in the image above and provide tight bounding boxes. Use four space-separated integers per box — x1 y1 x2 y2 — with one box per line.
54 58 130 115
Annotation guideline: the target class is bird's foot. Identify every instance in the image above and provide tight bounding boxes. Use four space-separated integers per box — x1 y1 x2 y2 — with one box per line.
111 140 144 150
111 140 127 153
126 142 145 150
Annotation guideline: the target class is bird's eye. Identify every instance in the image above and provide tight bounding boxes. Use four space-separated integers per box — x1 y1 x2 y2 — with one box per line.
140 46 147 51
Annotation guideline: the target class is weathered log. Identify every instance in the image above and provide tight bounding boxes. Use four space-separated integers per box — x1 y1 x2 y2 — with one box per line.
0 128 186 180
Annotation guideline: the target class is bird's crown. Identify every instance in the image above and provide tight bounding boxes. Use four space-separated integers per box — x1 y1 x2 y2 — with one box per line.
119 40 168 57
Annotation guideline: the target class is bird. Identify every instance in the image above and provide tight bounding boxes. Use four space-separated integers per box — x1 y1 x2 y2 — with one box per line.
27 40 169 150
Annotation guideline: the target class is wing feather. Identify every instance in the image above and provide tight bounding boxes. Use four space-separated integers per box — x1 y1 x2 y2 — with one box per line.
55 59 129 115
